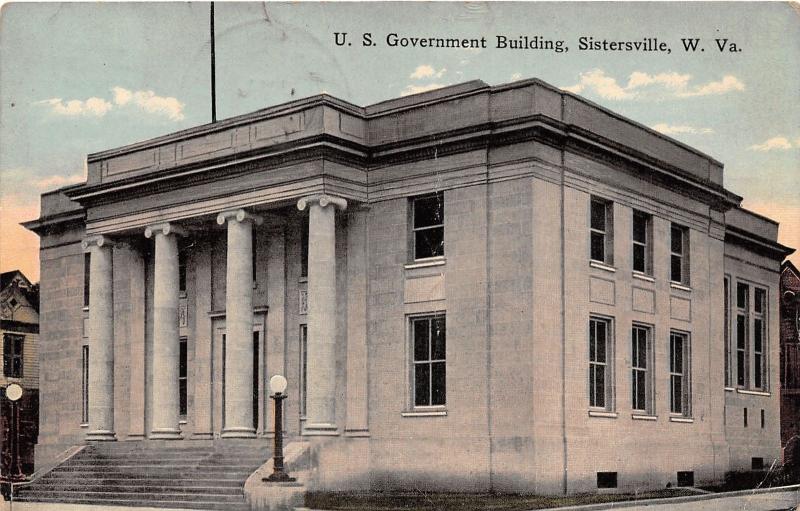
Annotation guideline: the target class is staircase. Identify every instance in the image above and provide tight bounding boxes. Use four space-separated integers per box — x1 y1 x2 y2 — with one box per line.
14 441 271 510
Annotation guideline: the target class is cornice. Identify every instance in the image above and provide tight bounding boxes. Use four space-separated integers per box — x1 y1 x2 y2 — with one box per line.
21 210 85 234
725 225 795 261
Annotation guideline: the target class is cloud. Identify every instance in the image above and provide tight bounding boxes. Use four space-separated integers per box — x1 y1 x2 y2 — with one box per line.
563 69 633 100
112 87 185 121
37 97 113 117
651 123 714 136
409 65 446 80
562 69 745 100
748 136 793 152
677 75 745 97
36 87 184 121
401 83 447 96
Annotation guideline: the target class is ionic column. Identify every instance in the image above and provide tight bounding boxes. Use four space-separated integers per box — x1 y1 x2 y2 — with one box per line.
144 222 186 440
297 194 347 434
82 235 116 441
217 208 263 438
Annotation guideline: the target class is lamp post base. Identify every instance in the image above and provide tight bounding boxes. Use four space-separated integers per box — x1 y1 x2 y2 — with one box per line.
263 470 297 483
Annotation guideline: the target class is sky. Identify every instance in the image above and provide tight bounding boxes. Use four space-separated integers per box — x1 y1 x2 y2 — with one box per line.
1 2 798 281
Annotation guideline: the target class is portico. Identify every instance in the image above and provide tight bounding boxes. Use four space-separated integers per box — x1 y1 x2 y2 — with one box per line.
80 192 353 443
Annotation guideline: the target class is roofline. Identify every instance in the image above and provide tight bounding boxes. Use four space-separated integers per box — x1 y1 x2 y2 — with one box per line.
736 206 780 226
783 260 800 277
86 76 724 168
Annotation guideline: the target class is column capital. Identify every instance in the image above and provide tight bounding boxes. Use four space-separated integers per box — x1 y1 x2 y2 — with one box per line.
216 208 264 226
297 194 348 212
144 222 187 239
82 234 114 251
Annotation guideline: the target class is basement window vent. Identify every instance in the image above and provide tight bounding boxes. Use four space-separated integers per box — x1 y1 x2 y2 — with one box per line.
752 457 764 471
677 471 695 487
597 472 618 489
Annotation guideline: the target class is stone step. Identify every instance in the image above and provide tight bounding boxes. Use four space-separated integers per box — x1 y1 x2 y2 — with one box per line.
32 477 245 489
40 470 251 481
20 483 244 495
56 464 258 471
14 496 250 511
15 489 247 504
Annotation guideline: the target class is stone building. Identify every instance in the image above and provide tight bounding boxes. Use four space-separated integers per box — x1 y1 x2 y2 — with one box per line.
780 261 800 447
1 270 40 475
22 78 793 499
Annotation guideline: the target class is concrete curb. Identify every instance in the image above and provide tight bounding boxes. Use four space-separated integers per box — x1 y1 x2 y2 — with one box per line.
536 484 800 510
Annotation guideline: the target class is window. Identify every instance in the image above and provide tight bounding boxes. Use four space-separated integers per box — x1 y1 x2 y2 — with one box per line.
632 210 651 274
589 317 613 410
677 471 695 487
300 218 309 278
411 315 446 407
252 331 259 429
744 407 748 427
736 283 749 387
590 199 613 264
670 224 689 284
3 333 24 378
631 325 653 413
752 457 764 471
299 325 308 418
669 331 691 416
412 193 444 260
179 338 187 416
597 472 618 489
82 345 89 423
83 252 91 307
724 277 731 387
761 409 765 429
753 288 766 389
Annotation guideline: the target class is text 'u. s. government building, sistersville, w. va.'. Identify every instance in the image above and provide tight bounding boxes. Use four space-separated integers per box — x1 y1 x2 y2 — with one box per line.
21 78 793 505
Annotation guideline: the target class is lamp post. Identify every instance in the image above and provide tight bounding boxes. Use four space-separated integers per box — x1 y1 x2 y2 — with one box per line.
1 383 25 500
263 375 296 483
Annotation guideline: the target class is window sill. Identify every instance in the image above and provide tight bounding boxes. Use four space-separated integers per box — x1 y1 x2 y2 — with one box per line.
589 261 616 273
631 414 658 421
179 419 187 425
669 416 694 423
298 277 308 283
588 410 617 419
670 282 692 292
737 389 771 397
632 272 655 283
80 423 89 428
82 306 90 312
405 257 446 270
724 387 735 392
179 291 188 299
401 409 447 417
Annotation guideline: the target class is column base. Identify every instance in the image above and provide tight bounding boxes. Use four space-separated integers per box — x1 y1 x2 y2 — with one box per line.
86 430 117 441
149 428 183 440
221 427 257 438
302 422 339 436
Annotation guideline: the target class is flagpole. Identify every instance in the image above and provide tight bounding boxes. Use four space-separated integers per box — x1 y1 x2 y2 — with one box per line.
210 2 217 123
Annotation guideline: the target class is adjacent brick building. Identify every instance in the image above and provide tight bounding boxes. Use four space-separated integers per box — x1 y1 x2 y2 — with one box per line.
780 261 800 446
24 78 794 495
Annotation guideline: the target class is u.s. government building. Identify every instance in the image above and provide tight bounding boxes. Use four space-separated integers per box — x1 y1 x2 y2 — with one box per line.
22 78 793 503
